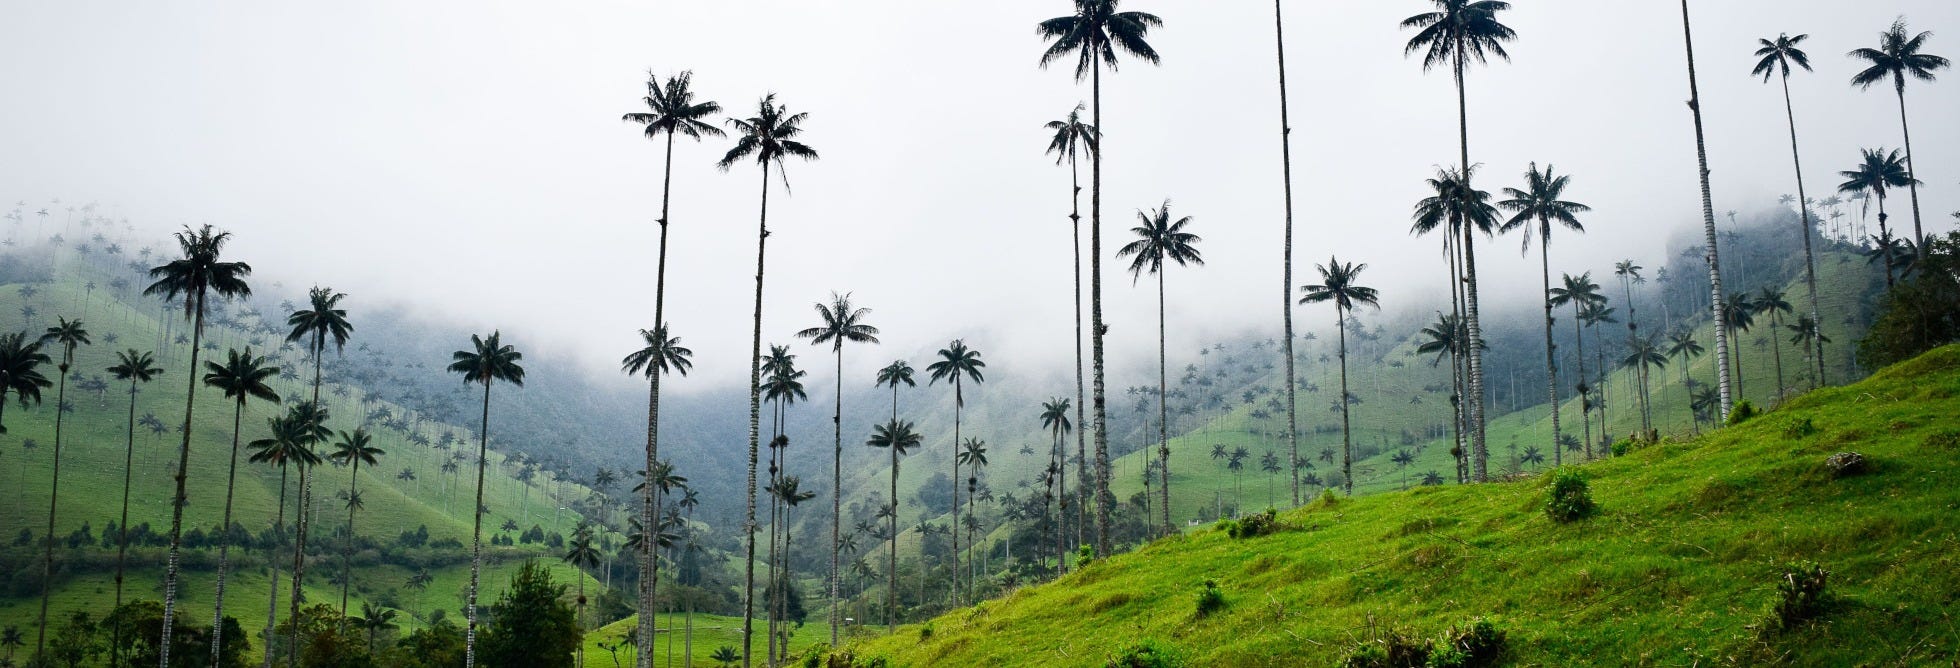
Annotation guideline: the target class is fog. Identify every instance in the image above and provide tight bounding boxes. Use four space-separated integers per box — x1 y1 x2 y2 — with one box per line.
3 0 1955 392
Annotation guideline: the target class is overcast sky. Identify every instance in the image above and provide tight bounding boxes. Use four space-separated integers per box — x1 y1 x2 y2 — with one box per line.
4 0 1956 392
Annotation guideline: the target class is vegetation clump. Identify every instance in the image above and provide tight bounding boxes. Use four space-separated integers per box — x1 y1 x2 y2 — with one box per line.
1726 400 1761 426
1106 638 1185 668
1223 509 1281 539
1764 561 1831 632
1780 417 1818 439
1543 469 1595 523
1823 452 1867 477
1338 619 1504 668
1193 578 1226 618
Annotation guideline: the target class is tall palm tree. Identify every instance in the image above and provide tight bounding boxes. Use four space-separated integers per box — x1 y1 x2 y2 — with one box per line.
104 348 160 664
1403 0 1515 482
1676 0 1735 422
0 332 54 436
447 331 525 668
563 523 602 668
794 292 879 645
1411 165 1500 480
1620 336 1667 435
1039 0 1163 558
1301 257 1380 495
144 223 252 664
1756 287 1794 398
31 317 88 658
955 438 988 585
1787 316 1831 391
1043 103 1099 539
282 401 331 668
757 344 802 659
1271 0 1304 506
202 346 280 662
1849 18 1949 246
1414 313 1467 482
926 339 984 602
282 286 351 643
248 408 318 668
329 428 383 623
1754 32 1828 378
622 72 720 663
1038 398 1071 574
874 360 915 427
1549 273 1606 455
1117 201 1202 532
1838 148 1917 287
864 420 920 633
719 95 818 666
1614 260 1644 340
1579 302 1618 447
1498 163 1589 468
621 323 692 658
1666 332 1706 429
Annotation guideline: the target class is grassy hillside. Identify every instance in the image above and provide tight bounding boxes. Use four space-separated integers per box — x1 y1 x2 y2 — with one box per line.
833 343 1960 666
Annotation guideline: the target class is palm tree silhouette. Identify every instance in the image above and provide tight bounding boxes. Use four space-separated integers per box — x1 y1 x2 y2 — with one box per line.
1786 316 1831 391
926 339 984 602
1118 200 1203 532
757 343 802 656
1039 398 1072 574
621 323 692 655
1269 0 1306 506
719 95 818 664
282 286 350 644
447 331 525 668
1620 336 1667 436
1412 165 1499 480
1849 18 1949 246
955 437 988 585
1676 0 1735 423
1302 257 1380 495
30 317 88 657
330 428 383 623
280 400 331 668
794 292 878 645
0 332 54 437
1550 273 1605 456
248 407 319 668
144 224 252 665
1755 287 1794 398
875 359 915 427
1752 32 1828 378
766 474 816 660
1044 102 1099 542
201 346 280 661
1579 302 1618 446
1039 0 1163 558
864 419 920 632
1666 332 1706 430
1498 163 1588 468
104 348 160 663
563 523 602 667
1838 148 1917 287
1415 312 1467 481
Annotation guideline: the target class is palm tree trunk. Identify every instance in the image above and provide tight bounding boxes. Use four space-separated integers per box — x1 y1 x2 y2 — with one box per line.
36 361 70 659
741 164 771 668
291 335 327 668
211 399 249 663
465 379 493 668
1452 43 1489 483
1336 309 1353 494
1274 0 1301 508
1769 311 1785 399
1779 72 1826 387
161 301 207 668
1573 305 1591 457
1679 0 1734 422
1444 237 1467 484
887 420 898 634
114 379 139 668
829 346 843 647
263 463 288 668
949 379 962 605
1893 86 1925 245
1155 271 1172 533
1540 231 1562 467
339 454 362 627
1089 63 1112 559
638 129 680 668
1067 142 1090 569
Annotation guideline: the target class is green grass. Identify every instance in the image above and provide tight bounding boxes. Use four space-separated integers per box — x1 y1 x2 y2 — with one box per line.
832 343 1960 666
578 610 837 668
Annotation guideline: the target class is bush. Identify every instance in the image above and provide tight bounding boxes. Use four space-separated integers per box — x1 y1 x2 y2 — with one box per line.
1105 638 1184 668
1338 629 1428 668
1779 417 1818 439
1765 560 1830 632
1227 509 1280 539
1543 469 1595 523
1075 544 1096 570
1857 231 1960 367
1193 579 1225 618
917 622 933 641
1726 400 1760 426
1429 618 1505 667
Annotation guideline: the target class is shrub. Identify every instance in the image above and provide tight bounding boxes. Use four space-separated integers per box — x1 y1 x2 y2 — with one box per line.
1726 400 1760 426
1429 618 1505 667
1193 579 1226 618
1106 638 1184 668
1609 439 1634 458
1543 469 1595 523
1075 544 1096 570
1228 509 1280 539
1338 629 1428 668
1779 417 1818 439
1765 561 1830 632
917 622 933 641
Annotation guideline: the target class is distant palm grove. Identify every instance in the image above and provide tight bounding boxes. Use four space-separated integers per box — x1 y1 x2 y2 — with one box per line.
0 2 1954 667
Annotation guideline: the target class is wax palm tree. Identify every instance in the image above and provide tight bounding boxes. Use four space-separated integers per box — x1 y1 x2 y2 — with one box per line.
447 331 525 668
864 420 920 632
1621 336 1667 435
1579 302 1618 448
1044 102 1101 537
1614 260 1644 339
1549 273 1606 455
0 332 54 435
329 428 382 623
248 408 317 668
1499 163 1588 468
1754 32 1828 377
282 286 350 639
1839 148 1917 287
1039 0 1163 558
1268 0 1307 506
353 602 397 655
1755 287 1794 397
1666 332 1706 429
955 437 988 585
926 339 984 601
1849 18 1949 246
2 625 22 666
874 360 915 428
1677 0 1735 422
621 323 692 654
766 473 816 661
1787 316 1831 391
200 346 279 661
1411 165 1500 480
1301 257 1379 495
104 348 160 661
281 401 331 668
26 317 86 657
1414 313 1467 480
563 523 601 666
144 224 252 664
757 344 802 655
794 292 878 645
1038 398 1072 575
1117 200 1203 533
719 95 818 663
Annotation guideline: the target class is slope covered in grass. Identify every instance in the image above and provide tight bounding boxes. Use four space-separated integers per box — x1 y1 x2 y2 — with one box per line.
835 344 1960 666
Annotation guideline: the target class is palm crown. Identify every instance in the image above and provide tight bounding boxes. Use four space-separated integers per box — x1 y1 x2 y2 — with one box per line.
1401 0 1516 71
623 71 726 142
144 224 253 321
927 340 986 406
0 332 54 433
717 95 819 183
1044 103 1100 165
1753 33 1813 81
1301 257 1380 313
285 286 352 354
108 349 163 385
1549 272 1605 310
762 346 809 406
1039 398 1073 435
39 317 91 369
448 331 526 388
1117 201 1204 280
865 420 922 456
795 292 880 351
1037 0 1163 80
1412 165 1500 238
874 360 915 391
622 325 694 379
1837 148 1916 203
1497 163 1588 251
203 348 280 407
1849 19 1950 93
331 428 384 468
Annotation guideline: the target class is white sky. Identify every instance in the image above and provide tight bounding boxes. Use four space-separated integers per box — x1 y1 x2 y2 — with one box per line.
4 0 1956 391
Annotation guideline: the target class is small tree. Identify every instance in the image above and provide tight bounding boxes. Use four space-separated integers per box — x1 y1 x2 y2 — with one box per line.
478 561 580 668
